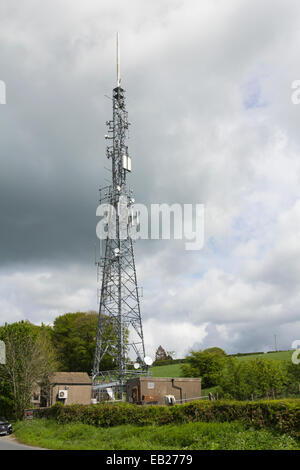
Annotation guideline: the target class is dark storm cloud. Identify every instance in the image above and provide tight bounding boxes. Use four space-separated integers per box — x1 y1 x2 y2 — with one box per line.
1 0 300 355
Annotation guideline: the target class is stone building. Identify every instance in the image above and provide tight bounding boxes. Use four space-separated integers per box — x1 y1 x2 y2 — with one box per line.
32 372 92 407
126 377 202 405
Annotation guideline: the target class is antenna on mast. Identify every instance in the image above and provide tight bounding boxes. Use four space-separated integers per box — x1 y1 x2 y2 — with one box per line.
92 35 148 396
117 32 120 87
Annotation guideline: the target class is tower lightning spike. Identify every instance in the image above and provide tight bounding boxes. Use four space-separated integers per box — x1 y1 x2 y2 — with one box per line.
117 32 120 87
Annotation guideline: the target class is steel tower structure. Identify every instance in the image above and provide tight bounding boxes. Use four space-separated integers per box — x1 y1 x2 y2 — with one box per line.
92 34 148 394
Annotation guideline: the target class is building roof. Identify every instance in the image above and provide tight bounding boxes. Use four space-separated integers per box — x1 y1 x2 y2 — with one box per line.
50 372 92 385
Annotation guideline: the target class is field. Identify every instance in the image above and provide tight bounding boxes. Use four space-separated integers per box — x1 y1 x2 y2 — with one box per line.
149 351 294 378
150 363 184 377
13 419 300 450
234 351 293 362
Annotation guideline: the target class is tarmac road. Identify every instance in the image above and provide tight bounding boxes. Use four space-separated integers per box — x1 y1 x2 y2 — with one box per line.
0 435 44 450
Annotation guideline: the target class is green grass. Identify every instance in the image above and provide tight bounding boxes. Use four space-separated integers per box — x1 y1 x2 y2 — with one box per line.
14 419 300 450
150 363 184 377
149 351 294 378
235 351 293 362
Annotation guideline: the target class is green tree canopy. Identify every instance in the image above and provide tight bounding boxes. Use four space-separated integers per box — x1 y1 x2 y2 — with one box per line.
182 349 226 388
218 357 286 400
203 347 226 356
284 360 300 395
51 311 120 373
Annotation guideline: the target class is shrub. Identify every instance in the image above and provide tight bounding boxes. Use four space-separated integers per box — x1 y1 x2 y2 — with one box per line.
36 398 300 437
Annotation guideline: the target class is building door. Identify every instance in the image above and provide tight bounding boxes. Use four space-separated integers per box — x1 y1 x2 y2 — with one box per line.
132 386 139 403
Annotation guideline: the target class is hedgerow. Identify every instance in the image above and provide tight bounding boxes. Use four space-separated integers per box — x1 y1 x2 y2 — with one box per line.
36 399 300 437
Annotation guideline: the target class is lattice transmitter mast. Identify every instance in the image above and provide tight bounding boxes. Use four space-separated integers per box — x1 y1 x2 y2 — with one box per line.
92 34 150 394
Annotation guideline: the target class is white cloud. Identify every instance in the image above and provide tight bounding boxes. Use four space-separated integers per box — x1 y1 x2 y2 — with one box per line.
143 318 208 359
1 0 300 355
0 266 96 324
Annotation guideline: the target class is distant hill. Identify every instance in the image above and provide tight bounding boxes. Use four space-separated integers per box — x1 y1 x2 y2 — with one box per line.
150 350 294 378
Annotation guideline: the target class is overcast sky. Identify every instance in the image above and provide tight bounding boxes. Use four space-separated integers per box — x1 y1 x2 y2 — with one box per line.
1 0 300 358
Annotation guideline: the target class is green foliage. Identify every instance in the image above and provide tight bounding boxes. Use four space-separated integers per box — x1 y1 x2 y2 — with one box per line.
182 350 226 387
51 312 119 373
203 347 226 356
35 398 300 438
284 361 300 395
14 418 299 450
0 321 56 419
218 357 287 400
0 380 14 419
151 351 299 399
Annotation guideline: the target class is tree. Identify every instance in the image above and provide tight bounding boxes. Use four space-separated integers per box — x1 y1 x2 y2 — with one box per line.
253 358 285 399
218 357 286 400
203 347 226 356
217 357 254 400
181 350 226 388
0 321 56 419
0 379 14 419
284 361 300 395
51 311 123 373
155 345 172 362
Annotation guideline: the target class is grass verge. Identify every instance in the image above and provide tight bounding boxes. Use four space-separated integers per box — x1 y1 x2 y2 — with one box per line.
13 419 300 450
